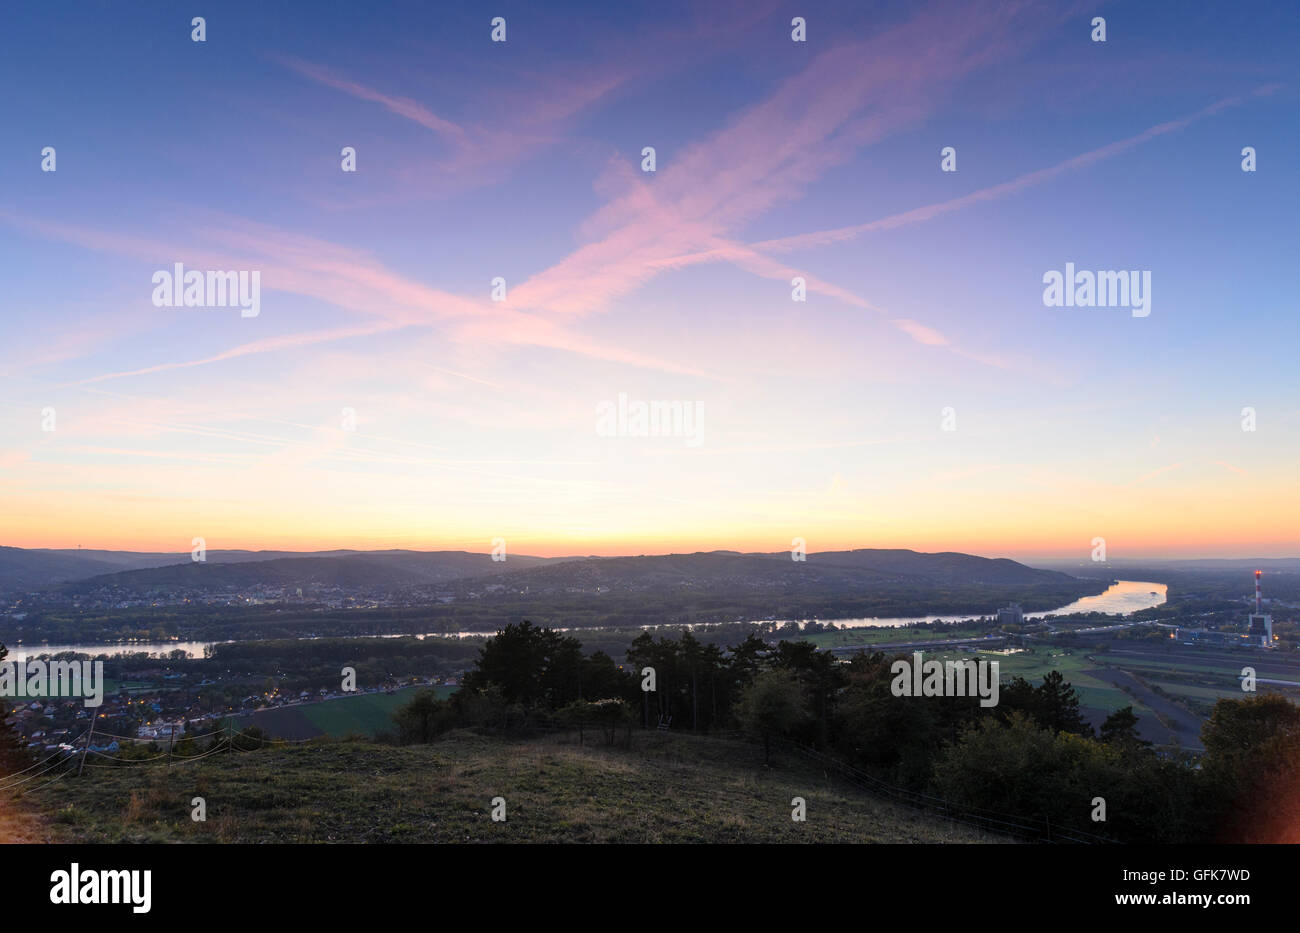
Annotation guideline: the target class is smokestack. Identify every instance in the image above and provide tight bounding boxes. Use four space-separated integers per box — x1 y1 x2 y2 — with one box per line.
1255 570 1263 614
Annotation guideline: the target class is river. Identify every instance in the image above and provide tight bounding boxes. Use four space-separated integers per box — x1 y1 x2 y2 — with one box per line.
4 580 1167 658
728 579 1167 631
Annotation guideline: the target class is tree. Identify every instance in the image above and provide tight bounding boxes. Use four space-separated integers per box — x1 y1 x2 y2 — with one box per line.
556 699 595 745
1099 705 1149 750
232 725 270 751
0 643 29 773
999 671 1092 737
580 651 637 707
932 712 1074 828
589 698 634 745
393 689 456 744
831 650 980 788
460 621 585 711
680 630 704 731
1200 693 1300 841
626 632 658 728
772 640 846 745
727 632 768 686
736 669 810 766
1036 670 1093 737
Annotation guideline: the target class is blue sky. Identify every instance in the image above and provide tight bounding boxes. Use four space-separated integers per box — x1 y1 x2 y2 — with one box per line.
1 0 1297 558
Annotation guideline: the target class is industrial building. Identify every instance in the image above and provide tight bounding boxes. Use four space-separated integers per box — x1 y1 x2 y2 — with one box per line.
1247 569 1275 647
1173 570 1276 649
997 603 1024 626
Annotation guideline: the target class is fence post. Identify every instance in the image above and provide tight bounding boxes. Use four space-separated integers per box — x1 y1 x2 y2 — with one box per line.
77 714 97 777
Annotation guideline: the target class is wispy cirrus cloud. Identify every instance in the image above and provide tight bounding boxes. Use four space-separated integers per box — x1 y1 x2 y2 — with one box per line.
6 0 1067 387
497 1 1070 366
277 52 628 204
14 1 1228 388
0 207 721 384
750 85 1282 254
279 57 472 144
64 323 408 386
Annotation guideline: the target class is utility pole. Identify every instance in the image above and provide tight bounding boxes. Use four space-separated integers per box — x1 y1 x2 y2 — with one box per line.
167 724 175 770
77 714 97 777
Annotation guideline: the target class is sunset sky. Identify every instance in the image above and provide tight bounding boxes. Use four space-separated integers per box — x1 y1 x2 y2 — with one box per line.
1 0 1297 560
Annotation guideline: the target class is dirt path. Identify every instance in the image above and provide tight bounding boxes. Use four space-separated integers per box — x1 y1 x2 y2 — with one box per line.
0 792 56 843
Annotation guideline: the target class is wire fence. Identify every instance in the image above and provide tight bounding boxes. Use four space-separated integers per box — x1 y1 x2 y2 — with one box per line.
0 720 316 787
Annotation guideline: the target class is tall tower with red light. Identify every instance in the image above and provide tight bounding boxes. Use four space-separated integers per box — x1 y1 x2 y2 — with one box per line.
1248 570 1274 647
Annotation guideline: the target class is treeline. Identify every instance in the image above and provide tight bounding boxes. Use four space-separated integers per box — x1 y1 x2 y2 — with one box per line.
394 620 1300 844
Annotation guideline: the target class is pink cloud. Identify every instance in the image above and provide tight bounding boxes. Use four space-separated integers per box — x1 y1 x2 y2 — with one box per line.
279 57 471 144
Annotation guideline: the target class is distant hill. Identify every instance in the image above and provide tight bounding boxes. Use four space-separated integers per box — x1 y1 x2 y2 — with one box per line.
58 550 559 593
0 545 1076 596
448 548 1076 596
0 547 126 590
785 549 1074 584
0 547 385 589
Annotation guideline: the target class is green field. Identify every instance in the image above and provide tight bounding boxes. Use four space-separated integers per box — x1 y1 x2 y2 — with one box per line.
914 647 1156 717
24 730 1004 843
233 685 456 740
925 646 1096 683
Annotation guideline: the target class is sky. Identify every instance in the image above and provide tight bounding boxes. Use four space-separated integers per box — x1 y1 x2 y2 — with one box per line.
0 0 1297 560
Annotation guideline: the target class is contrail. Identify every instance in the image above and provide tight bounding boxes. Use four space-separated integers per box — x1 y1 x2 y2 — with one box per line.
750 85 1282 254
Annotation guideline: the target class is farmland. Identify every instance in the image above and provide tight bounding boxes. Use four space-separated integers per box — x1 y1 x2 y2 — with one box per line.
232 685 457 740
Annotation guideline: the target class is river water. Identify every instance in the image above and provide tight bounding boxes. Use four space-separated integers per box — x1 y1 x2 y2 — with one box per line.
753 580 1167 630
5 580 1167 659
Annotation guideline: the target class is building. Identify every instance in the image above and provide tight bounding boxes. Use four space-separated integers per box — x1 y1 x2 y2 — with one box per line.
997 604 1024 626
1173 571 1276 649
1247 570 1274 647
1172 627 1256 648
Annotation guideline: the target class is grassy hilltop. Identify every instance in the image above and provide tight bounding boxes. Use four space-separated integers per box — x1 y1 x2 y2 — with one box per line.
17 731 998 844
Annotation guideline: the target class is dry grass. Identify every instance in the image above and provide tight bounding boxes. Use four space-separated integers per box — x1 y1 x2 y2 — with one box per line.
25 730 1006 844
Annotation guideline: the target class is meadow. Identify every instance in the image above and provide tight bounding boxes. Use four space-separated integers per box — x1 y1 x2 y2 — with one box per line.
24 730 1002 844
